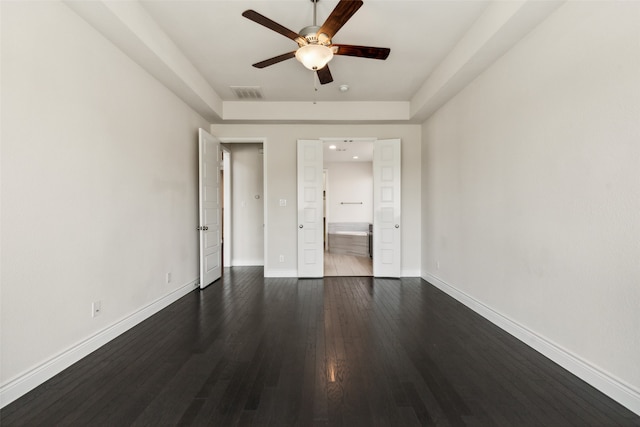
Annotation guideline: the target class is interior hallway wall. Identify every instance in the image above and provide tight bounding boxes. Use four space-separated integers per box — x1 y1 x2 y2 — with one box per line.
1 1 208 401
421 1 640 411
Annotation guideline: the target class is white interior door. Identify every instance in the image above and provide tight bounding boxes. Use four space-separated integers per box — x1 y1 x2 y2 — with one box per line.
198 128 222 289
373 138 401 278
297 139 324 278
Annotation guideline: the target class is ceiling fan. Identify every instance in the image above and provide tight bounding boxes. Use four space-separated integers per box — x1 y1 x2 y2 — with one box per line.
242 0 390 85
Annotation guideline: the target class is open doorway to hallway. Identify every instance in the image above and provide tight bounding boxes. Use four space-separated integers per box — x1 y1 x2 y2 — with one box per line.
221 142 264 269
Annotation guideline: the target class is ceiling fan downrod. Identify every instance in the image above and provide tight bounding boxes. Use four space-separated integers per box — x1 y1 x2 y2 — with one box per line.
311 0 318 26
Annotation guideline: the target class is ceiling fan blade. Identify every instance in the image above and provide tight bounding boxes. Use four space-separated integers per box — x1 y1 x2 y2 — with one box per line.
318 0 363 40
316 65 333 85
333 44 390 60
252 51 297 69
242 10 304 43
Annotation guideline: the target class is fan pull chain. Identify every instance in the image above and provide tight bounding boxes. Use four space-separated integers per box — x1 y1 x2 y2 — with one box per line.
313 71 318 104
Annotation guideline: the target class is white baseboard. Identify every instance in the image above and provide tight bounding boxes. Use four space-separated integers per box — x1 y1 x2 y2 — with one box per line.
263 269 421 279
422 272 640 416
264 268 298 278
0 278 200 408
231 260 264 267
401 269 421 277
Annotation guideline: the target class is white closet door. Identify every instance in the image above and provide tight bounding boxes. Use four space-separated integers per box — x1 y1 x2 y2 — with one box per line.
373 139 401 278
297 139 324 278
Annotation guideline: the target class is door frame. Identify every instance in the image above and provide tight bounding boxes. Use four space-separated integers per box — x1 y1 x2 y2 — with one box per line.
219 137 268 270
221 144 231 267
323 168 329 251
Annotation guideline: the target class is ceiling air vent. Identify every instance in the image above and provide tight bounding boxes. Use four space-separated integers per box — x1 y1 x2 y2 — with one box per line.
230 86 264 100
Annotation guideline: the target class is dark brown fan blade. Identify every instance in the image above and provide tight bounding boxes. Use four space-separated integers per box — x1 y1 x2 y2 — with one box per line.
242 10 304 43
317 0 363 40
333 44 390 60
316 65 333 85
252 51 297 68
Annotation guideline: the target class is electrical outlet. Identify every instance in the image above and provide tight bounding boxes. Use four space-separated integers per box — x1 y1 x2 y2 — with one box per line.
279 199 287 207
92 301 102 318
166 272 172 283
279 255 284 262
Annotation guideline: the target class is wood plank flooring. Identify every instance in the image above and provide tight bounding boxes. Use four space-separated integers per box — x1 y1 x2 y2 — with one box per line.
324 252 372 276
1 267 638 426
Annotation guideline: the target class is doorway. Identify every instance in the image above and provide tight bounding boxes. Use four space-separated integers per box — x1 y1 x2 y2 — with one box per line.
297 138 401 278
322 139 374 277
220 140 265 269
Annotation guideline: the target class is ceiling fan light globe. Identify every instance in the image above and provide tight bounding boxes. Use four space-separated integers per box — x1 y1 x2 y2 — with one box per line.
295 44 334 70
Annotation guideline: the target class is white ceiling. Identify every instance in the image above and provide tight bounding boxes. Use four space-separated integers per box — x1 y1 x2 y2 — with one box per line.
65 0 564 123
138 0 489 103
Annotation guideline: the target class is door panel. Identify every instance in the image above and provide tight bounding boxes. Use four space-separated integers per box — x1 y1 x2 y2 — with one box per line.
373 139 401 278
199 128 222 288
297 140 323 278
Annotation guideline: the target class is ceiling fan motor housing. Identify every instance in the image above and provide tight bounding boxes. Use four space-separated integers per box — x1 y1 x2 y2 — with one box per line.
298 25 331 46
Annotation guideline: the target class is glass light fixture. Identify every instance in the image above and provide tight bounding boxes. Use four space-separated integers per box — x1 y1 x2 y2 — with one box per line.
295 44 334 70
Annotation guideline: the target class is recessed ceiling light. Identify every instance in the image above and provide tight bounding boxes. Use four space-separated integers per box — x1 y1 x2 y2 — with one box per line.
329 145 337 150
339 84 349 92
352 156 359 159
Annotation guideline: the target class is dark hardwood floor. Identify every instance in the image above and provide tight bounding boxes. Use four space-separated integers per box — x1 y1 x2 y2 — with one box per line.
2 267 638 426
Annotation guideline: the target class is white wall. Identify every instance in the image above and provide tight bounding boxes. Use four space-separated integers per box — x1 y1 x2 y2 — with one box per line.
325 162 373 224
421 1 640 412
225 143 264 266
211 124 422 277
1 1 208 403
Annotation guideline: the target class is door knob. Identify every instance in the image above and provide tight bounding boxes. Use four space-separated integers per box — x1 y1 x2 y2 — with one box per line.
299 224 304 228
395 224 400 228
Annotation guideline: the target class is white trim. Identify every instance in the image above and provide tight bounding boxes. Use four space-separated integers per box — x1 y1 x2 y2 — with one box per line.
401 269 421 277
0 279 199 408
319 137 378 143
323 168 329 252
218 137 267 144
221 144 232 268
264 269 298 278
422 272 640 416
262 141 268 280
231 260 265 267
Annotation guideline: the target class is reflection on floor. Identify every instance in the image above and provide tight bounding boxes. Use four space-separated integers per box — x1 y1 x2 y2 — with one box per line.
324 251 372 276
